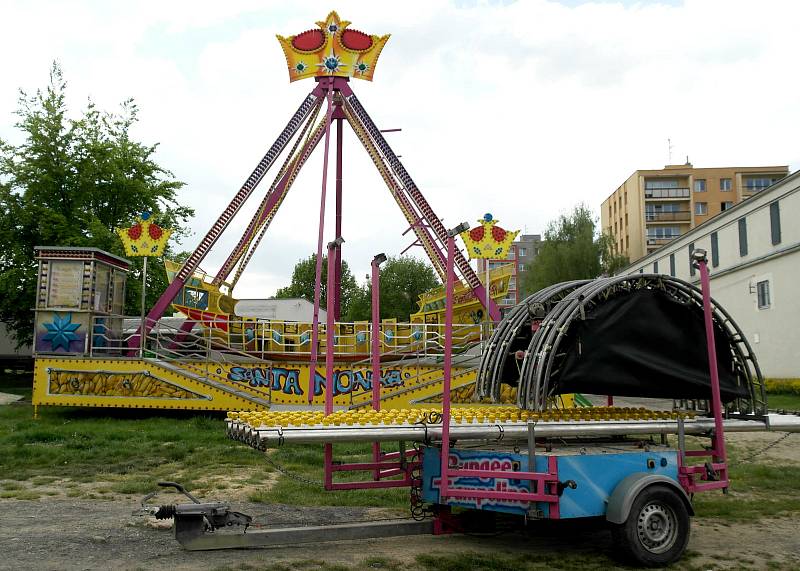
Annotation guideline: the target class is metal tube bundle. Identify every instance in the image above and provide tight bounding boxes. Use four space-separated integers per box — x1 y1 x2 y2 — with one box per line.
475 275 766 414
227 413 800 449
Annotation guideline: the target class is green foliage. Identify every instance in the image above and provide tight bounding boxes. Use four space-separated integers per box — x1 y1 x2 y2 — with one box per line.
0 62 193 347
521 204 628 296
275 254 439 323
274 253 360 318
765 378 800 395
345 256 440 322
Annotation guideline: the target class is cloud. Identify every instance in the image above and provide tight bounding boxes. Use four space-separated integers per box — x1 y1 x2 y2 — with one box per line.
1 0 798 300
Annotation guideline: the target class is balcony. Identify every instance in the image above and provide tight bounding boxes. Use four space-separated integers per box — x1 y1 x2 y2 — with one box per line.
645 210 691 222
646 236 680 246
645 188 690 199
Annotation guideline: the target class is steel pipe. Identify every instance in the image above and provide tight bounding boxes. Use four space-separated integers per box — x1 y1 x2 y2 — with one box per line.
227 414 800 448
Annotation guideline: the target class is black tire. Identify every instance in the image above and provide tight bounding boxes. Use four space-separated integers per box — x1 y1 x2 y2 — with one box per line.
611 484 691 568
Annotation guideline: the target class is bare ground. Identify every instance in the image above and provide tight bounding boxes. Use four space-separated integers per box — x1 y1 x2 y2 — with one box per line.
2 431 799 571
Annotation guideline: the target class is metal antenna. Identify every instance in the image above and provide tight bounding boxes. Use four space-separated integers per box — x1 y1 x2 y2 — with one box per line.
668 138 674 164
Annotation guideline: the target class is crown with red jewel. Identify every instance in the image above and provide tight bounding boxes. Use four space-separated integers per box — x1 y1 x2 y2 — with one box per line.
276 11 390 83
116 212 172 257
460 214 520 260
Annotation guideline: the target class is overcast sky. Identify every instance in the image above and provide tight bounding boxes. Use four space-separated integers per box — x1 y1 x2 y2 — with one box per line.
1 0 798 299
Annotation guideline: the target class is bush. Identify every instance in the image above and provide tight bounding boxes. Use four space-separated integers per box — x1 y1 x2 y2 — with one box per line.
764 378 800 395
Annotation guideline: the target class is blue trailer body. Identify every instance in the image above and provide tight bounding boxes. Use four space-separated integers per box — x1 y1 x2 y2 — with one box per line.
421 445 679 518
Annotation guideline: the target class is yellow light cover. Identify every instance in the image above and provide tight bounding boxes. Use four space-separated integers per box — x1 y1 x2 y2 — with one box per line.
460 215 520 260
116 215 172 257
276 11 390 83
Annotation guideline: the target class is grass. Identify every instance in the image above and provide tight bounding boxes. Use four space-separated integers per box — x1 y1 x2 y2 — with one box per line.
766 393 800 411
249 443 407 508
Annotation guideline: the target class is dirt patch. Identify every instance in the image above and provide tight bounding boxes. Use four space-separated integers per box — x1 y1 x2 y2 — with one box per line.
0 497 798 570
727 431 800 465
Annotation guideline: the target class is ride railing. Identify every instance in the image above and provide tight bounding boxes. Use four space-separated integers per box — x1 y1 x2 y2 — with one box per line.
89 314 275 402
88 315 493 366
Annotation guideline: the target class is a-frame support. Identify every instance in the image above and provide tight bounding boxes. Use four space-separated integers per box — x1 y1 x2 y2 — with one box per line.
131 77 500 349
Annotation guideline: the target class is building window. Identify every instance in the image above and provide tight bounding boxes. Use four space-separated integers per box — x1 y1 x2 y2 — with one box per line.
645 179 679 189
695 202 708 215
669 253 676 277
770 201 781 245
721 201 734 211
518 247 526 257
689 242 695 276
744 177 780 191
639 268 644 274
711 232 719 267
757 280 770 309
720 178 732 191
518 262 524 272
653 261 659 273
738 218 748 257
646 226 681 239
694 179 706 192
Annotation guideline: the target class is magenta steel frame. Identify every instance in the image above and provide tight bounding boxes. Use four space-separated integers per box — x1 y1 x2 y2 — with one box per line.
678 252 729 493
437 229 562 514
131 74 500 352
319 252 420 491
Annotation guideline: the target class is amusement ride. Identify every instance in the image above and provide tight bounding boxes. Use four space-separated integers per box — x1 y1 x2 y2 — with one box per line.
28 12 800 567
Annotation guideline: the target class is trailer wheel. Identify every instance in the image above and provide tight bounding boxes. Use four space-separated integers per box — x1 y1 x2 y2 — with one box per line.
611 484 690 567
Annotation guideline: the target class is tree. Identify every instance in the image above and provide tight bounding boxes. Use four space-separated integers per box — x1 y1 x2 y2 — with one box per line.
0 63 193 347
275 254 440 323
274 253 360 318
521 204 629 295
344 256 440 322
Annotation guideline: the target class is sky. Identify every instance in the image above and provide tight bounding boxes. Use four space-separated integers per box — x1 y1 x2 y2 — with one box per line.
1 0 798 299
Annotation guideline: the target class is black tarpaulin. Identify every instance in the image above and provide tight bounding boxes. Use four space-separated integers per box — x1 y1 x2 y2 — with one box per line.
551 288 749 401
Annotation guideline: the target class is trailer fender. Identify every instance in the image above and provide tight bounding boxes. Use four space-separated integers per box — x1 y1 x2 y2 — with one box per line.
606 473 694 524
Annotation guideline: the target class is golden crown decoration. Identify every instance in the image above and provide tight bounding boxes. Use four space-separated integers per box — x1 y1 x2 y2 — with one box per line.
460 214 520 260
116 212 172 257
277 11 390 83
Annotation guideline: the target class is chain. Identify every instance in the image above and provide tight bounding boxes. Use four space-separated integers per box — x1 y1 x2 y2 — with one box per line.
263 453 324 488
732 432 793 466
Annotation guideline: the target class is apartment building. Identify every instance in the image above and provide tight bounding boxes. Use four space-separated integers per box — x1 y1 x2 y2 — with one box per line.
601 163 788 263
619 169 800 378
477 234 542 309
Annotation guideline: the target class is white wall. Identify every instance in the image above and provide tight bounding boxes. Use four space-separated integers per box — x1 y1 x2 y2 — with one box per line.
235 299 327 322
621 171 800 378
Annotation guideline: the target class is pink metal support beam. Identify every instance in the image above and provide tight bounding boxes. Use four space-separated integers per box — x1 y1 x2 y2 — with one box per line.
371 254 386 479
439 232 457 499
309 84 335 402
680 250 729 493
325 240 338 416
334 110 344 321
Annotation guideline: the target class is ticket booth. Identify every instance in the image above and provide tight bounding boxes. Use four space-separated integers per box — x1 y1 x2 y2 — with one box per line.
33 247 129 356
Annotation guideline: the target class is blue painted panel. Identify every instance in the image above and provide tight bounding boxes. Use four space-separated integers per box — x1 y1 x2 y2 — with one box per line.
556 451 679 518
421 447 551 516
420 446 680 519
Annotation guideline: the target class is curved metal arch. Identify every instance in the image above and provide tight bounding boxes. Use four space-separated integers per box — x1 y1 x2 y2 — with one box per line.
509 275 764 414
475 280 589 402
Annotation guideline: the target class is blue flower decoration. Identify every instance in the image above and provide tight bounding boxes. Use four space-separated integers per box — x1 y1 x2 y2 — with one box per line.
271 330 283 343
356 331 367 344
300 331 311 345
42 313 81 352
412 330 423 341
245 328 255 342
384 329 394 342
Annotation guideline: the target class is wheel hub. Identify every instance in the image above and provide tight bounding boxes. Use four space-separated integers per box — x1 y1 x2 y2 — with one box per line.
637 502 677 554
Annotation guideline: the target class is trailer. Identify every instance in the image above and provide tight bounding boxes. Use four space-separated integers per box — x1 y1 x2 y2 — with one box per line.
140 246 800 568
